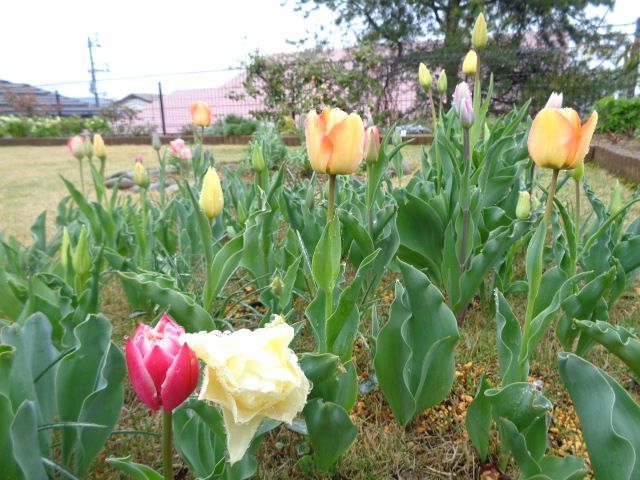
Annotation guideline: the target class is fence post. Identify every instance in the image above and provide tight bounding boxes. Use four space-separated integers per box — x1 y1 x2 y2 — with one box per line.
158 82 167 135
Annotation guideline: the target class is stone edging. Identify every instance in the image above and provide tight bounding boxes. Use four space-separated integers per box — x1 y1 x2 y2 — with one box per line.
587 144 640 184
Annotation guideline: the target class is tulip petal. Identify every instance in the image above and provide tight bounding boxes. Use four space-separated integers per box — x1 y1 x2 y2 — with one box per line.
144 344 174 392
326 113 365 174
527 108 575 170
571 111 598 169
125 339 161 410
161 343 199 411
305 110 332 173
323 108 348 134
222 408 263 464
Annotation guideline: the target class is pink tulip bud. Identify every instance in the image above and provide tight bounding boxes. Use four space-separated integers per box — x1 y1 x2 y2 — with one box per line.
364 126 381 164
67 135 85 160
135 153 143 163
125 314 199 412
453 82 474 128
545 91 563 109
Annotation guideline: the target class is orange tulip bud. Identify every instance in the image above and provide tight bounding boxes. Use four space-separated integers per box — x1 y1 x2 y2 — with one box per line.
305 107 365 175
190 101 212 127
527 108 598 170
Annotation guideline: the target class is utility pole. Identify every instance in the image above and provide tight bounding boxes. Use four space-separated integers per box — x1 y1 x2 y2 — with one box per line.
87 35 109 107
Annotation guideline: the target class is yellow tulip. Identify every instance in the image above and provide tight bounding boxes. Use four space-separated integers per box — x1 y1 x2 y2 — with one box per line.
199 167 224 220
190 101 212 127
133 161 149 188
93 134 107 160
418 63 432 90
527 108 598 170
305 107 365 175
472 13 488 50
462 50 477 76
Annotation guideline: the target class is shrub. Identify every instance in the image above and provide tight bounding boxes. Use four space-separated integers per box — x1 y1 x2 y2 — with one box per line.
594 96 640 135
0 115 112 138
246 121 287 169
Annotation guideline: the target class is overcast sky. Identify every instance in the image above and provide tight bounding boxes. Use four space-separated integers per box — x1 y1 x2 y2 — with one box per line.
1 0 637 101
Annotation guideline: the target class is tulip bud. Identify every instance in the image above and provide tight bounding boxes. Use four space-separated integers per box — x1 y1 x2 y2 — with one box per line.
516 191 532 219
133 161 149 189
531 195 541 211
151 134 162 151
418 63 432 91
437 70 448 94
199 167 224 220
453 82 474 128
270 276 284 297
93 134 107 160
83 136 93 159
364 126 381 164
545 92 563 109
610 181 624 215
462 50 478 76
67 135 85 160
190 101 212 127
252 143 265 173
472 13 488 50
570 161 584 181
61 227 71 270
72 226 90 278
125 314 199 412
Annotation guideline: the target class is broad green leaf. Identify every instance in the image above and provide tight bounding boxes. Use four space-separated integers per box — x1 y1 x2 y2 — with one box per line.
495 290 524 385
206 235 243 310
304 399 357 472
311 219 341 296
573 320 640 379
466 376 492 461
107 457 163 480
10 400 47 479
0 394 22 479
559 352 640 480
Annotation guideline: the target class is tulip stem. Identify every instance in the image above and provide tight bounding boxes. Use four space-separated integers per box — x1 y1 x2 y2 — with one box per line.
162 410 173 480
575 178 581 244
545 169 559 223
328 174 336 223
366 163 374 238
78 159 85 195
428 90 438 132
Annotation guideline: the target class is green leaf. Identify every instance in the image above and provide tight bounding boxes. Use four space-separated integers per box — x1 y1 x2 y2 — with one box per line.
466 376 492 461
0 267 23 321
118 271 214 332
495 290 524 385
107 457 163 480
10 400 47 479
612 236 640 274
299 353 341 402
374 262 459 426
559 352 640 480
206 235 244 310
573 320 640 379
312 219 341 296
0 394 22 479
304 399 357 472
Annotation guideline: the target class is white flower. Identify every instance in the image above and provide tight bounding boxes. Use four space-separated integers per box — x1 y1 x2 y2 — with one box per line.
184 316 310 463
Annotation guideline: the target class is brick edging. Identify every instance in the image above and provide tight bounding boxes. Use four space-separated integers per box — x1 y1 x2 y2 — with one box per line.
586 144 640 184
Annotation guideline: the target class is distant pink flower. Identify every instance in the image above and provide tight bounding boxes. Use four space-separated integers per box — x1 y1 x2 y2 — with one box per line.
135 153 144 163
125 314 199 412
169 138 187 157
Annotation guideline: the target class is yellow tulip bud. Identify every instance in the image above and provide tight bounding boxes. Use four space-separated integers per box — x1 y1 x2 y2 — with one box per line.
527 108 598 170
462 50 478 76
252 143 265 173
133 161 149 188
418 63 432 91
72 226 90 277
199 167 224 220
270 276 284 297
472 13 488 50
516 191 531 219
93 134 107 160
570 161 584 181
305 107 365 175
151 134 162 151
437 70 448 94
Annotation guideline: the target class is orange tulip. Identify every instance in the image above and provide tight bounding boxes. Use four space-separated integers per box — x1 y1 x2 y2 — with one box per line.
527 108 598 170
190 101 212 127
305 107 365 175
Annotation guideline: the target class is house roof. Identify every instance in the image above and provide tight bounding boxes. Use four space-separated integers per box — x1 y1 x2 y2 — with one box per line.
113 93 157 105
0 79 101 117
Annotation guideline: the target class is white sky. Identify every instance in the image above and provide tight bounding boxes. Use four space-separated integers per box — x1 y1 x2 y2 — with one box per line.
1 0 637 101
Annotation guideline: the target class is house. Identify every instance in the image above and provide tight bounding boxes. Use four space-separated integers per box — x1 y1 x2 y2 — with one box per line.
112 93 157 112
0 79 101 116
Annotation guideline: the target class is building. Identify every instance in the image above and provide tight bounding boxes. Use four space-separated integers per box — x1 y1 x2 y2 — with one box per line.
0 80 100 117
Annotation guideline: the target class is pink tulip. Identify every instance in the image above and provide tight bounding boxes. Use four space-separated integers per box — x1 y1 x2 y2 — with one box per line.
67 135 85 160
180 147 192 161
125 314 199 412
453 82 474 128
169 138 187 157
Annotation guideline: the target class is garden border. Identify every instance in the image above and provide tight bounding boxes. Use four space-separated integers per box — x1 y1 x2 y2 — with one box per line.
586 143 640 185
